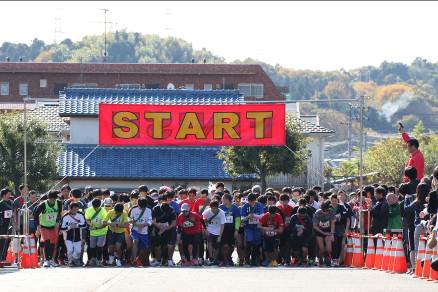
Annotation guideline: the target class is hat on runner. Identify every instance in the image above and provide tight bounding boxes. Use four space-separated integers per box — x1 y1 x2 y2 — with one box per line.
159 186 172 192
103 197 113 207
181 203 190 212
251 185 262 194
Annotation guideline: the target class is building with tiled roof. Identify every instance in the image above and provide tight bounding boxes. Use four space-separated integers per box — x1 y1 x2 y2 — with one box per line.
21 86 334 190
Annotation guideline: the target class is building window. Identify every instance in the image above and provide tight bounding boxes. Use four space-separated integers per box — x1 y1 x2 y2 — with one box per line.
238 83 264 98
0 82 9 96
54 83 68 95
19 82 28 96
146 83 160 89
224 83 236 90
251 84 264 98
184 84 194 90
203 83 213 90
40 79 47 88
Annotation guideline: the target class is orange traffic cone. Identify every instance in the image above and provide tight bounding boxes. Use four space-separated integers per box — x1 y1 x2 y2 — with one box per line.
392 234 407 273
428 244 438 281
421 240 433 279
381 234 391 271
344 233 353 267
29 236 39 268
387 235 397 272
364 234 375 269
19 237 32 269
414 237 426 278
5 243 15 264
373 234 384 270
352 233 364 268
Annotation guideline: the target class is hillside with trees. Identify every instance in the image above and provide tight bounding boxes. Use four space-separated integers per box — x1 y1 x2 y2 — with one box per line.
1 31 438 140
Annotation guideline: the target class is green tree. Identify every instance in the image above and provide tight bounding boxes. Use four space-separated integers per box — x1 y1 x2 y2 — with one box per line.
363 138 407 185
0 113 60 192
217 115 308 191
333 159 359 178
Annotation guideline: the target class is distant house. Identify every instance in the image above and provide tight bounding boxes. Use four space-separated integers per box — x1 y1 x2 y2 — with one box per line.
56 87 256 191
266 103 334 188
0 62 283 102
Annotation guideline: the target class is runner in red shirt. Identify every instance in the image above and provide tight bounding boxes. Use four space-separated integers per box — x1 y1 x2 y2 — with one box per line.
179 188 197 211
258 206 284 267
193 189 210 215
176 203 203 266
278 194 294 265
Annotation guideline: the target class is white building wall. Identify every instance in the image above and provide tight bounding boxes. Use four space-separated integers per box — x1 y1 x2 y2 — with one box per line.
70 117 98 144
306 137 324 188
67 179 242 192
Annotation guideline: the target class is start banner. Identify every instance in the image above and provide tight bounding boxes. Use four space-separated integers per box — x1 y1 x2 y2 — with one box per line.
98 104 285 146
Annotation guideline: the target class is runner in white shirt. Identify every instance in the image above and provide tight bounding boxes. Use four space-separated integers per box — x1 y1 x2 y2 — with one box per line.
202 200 225 266
129 198 152 267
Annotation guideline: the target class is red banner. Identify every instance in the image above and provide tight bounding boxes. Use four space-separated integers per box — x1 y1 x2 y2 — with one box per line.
99 104 285 146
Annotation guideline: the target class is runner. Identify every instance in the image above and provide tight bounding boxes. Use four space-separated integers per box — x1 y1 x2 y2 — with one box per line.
33 190 63 267
84 198 108 267
278 194 294 265
233 192 245 266
129 197 152 267
290 207 313 266
313 200 336 267
166 190 180 265
0 188 14 262
202 200 225 266
103 202 129 267
258 205 284 267
330 194 350 267
219 193 240 266
13 184 28 234
176 203 203 266
60 202 86 267
179 188 197 211
151 194 177 267
241 193 264 266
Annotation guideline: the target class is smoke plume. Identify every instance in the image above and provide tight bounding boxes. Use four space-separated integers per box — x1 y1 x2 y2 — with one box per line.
380 92 414 122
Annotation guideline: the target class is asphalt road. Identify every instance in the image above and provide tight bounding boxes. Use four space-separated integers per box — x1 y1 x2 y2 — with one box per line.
0 266 436 292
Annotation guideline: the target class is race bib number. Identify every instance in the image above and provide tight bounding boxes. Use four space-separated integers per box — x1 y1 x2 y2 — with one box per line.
4 210 12 219
183 220 194 228
93 218 102 225
45 213 56 222
319 221 330 229
249 217 258 225
225 215 234 224
266 230 276 237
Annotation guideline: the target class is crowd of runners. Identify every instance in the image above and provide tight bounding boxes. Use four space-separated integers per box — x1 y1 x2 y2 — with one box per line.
0 128 436 269
0 166 437 269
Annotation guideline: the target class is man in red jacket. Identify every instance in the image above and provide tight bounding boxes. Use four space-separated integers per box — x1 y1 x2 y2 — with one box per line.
399 124 425 182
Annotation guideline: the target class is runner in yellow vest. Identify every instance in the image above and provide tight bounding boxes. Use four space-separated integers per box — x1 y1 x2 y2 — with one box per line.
33 190 63 268
85 198 108 267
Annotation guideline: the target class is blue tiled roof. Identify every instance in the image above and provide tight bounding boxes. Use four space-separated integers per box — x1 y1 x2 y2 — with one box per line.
59 88 244 116
58 144 255 180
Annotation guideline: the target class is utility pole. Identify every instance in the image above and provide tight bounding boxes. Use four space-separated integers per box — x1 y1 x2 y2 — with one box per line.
100 8 109 62
23 96 32 236
347 103 353 159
